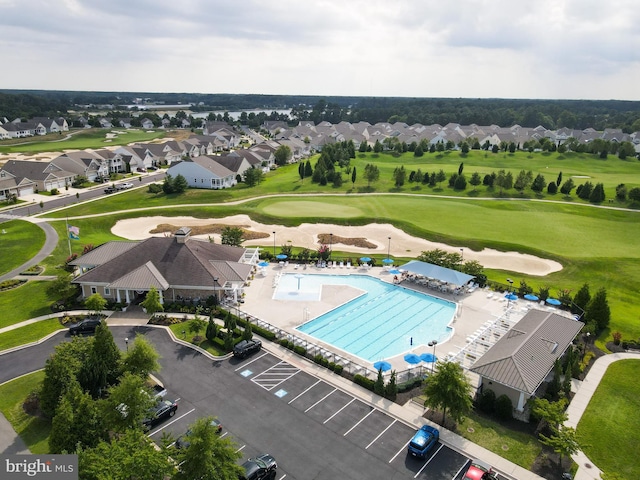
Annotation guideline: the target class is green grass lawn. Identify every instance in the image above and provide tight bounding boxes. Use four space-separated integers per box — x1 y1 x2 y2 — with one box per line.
0 128 167 154
0 220 46 276
0 319 64 352
0 370 50 454
577 359 640 480
0 281 58 329
168 322 227 356
458 410 543 470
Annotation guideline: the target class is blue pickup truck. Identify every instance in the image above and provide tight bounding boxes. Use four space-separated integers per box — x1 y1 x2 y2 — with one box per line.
407 425 439 458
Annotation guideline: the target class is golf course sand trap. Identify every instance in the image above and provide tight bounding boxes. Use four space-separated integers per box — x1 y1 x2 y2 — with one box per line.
112 215 562 276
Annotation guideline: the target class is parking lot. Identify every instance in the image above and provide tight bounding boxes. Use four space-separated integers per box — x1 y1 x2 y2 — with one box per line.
142 335 507 480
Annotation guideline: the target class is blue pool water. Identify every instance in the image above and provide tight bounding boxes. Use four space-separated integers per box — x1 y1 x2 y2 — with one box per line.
283 274 455 362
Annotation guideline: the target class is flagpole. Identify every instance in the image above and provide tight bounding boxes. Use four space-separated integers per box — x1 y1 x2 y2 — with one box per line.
66 217 72 256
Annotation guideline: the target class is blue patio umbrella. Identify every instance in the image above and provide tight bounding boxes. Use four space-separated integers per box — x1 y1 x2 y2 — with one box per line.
524 293 539 301
546 297 561 306
505 293 518 301
382 258 394 264
420 352 437 363
404 353 422 365
276 254 288 260
360 256 372 263
258 261 270 267
373 360 392 372
388 269 402 275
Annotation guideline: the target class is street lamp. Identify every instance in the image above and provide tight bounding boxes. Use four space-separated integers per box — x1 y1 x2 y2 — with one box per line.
329 233 333 261
428 340 438 375
387 236 391 260
272 231 276 257
125 337 129 352
213 276 219 305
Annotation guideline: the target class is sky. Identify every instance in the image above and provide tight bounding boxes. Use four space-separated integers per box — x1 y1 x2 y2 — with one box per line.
1 0 639 100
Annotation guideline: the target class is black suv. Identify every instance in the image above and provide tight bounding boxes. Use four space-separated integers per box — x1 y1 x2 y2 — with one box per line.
142 399 178 431
68 317 102 335
239 454 277 480
233 339 262 359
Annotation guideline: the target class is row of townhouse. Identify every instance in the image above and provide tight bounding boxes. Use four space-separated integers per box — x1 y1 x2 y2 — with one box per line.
0 132 283 199
0 117 69 139
265 121 640 153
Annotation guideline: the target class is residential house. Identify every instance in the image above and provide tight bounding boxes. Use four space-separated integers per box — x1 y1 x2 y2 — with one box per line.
70 228 258 306
0 159 75 194
470 309 583 417
140 118 155 129
166 156 236 189
50 151 108 182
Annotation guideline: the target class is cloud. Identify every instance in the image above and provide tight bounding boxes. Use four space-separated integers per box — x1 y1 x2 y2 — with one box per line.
0 0 638 99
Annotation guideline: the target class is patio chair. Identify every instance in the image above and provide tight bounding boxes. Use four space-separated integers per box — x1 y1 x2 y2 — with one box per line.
346 262 351 269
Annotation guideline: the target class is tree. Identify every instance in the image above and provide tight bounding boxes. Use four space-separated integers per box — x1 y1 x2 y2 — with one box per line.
243 166 264 187
556 171 563 187
589 182 605 203
40 338 92 418
78 321 121 397
121 335 161 379
385 371 398 401
206 317 217 343
99 372 156 433
585 287 611 331
221 226 244 247
173 417 243 480
422 361 473 427
453 174 467 191
172 174 188 193
531 173 546 194
373 139 383 153
469 172 482 191
572 283 590 316
242 322 253 341
531 398 568 433
78 429 174 480
629 187 640 202
47 272 77 300
560 178 575 195
435 169 446 187
392 166 406 188
141 286 163 316
351 166 356 187
374 368 385 396
85 292 107 314
363 163 380 187
162 174 175 194
540 425 580 472
458 162 464 175
273 145 292 166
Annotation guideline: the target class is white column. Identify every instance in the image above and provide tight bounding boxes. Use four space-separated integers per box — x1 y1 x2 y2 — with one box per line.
159 290 164 305
116 290 121 303
516 391 526 411
125 290 130 303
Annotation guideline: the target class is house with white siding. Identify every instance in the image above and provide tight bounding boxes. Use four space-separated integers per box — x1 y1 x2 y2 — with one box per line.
166 156 236 189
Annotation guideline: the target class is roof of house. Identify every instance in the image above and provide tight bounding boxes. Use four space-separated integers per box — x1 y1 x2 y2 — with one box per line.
399 260 475 286
72 236 251 290
470 309 584 394
170 156 235 178
0 159 75 182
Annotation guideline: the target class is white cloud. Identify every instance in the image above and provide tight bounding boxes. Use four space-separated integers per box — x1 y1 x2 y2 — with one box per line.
0 0 638 99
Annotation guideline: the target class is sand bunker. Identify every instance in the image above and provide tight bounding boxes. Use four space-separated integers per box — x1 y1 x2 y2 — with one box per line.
111 215 562 276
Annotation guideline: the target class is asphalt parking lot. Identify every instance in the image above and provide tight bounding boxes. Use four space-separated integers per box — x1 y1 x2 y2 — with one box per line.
137 328 507 480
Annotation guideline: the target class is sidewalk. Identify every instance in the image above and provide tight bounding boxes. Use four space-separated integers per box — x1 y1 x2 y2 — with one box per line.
566 352 640 480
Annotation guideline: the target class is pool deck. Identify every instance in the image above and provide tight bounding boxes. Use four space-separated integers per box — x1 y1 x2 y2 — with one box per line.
240 264 531 375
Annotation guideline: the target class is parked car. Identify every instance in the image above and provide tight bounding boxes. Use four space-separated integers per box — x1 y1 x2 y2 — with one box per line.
463 459 497 480
233 339 262 359
136 167 147 172
117 182 134 190
104 186 116 194
239 454 277 480
68 316 102 335
175 418 222 449
407 425 439 458
142 399 178 431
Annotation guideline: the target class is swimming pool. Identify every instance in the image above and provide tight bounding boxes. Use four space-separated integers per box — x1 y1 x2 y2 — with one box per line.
283 274 456 362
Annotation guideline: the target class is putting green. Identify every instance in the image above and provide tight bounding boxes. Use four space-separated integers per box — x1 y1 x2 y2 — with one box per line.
263 200 363 218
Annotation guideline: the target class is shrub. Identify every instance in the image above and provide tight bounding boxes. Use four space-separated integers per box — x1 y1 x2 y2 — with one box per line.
354 374 375 392
477 389 496 414
293 345 306 356
333 364 344 375
495 394 513 421
612 331 622 345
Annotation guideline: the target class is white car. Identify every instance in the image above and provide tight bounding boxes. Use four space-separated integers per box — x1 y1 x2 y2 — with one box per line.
117 182 134 190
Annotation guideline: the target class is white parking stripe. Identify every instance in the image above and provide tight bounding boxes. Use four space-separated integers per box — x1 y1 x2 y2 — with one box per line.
147 408 195 437
236 444 246 452
234 352 269 371
453 460 470 480
414 443 444 478
288 379 321 404
323 398 355 424
389 440 411 463
277 474 286 480
344 409 375 436
304 388 336 412
366 419 396 449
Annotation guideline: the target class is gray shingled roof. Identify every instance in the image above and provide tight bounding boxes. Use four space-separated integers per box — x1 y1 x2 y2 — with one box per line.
73 236 249 290
69 241 138 267
470 310 584 394
109 261 169 290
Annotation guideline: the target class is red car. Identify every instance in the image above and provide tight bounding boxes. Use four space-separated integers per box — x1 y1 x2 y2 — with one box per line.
463 459 497 480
